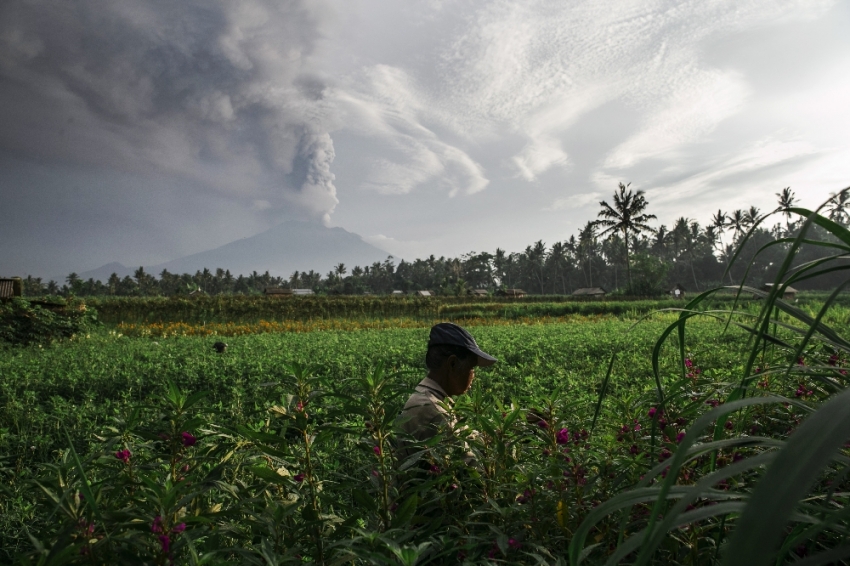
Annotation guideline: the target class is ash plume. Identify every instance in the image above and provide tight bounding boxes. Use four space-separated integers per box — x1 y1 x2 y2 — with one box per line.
0 0 339 219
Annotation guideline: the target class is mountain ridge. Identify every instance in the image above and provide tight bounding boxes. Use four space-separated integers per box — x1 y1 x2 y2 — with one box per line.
59 221 391 283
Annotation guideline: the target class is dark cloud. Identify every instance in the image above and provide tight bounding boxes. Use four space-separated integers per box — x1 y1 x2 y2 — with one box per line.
0 0 338 218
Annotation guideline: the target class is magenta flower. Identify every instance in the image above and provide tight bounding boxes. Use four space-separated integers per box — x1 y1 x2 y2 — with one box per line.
151 516 164 534
114 449 131 464
373 445 382 456
634 423 641 432
294 473 305 483
371 469 379 477
629 444 640 455
555 428 569 445
516 489 534 504
706 399 720 408
158 534 170 554
676 431 686 443
684 358 694 368
429 464 440 474
537 419 549 429
648 407 657 418
542 449 550 456
181 431 197 447
172 523 186 533
508 538 522 550
724 420 733 430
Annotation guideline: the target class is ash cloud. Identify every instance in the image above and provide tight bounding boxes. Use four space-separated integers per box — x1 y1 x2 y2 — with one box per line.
0 0 339 219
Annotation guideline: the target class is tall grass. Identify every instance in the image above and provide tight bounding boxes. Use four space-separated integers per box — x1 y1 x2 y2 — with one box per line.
573 190 850 565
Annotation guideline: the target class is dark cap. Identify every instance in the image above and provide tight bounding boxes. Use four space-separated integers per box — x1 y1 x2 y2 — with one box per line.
428 322 497 367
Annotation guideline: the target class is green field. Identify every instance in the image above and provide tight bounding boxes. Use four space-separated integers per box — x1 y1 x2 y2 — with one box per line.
1 293 847 564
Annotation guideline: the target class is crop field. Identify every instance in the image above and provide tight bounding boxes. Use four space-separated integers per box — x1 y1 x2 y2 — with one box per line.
2 288 850 564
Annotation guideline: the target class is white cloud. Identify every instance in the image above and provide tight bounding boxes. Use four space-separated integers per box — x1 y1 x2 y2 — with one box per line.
333 64 489 196
545 192 602 211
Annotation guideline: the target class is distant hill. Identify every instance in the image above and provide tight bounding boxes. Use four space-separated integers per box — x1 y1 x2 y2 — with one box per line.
69 221 391 282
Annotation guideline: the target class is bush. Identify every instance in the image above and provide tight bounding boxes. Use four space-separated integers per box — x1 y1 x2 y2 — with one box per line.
0 297 98 346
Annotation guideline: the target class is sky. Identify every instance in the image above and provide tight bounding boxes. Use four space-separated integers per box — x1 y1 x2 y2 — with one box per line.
1 0 849 278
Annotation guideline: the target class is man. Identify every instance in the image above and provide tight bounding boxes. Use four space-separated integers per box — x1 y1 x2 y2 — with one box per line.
397 322 497 447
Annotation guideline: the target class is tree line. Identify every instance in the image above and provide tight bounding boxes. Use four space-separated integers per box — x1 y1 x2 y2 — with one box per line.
17 185 850 297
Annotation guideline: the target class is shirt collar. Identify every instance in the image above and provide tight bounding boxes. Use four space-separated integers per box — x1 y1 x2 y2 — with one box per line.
417 377 449 400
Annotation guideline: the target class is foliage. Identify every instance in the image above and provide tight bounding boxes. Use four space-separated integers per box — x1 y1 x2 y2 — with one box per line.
5 192 850 564
0 297 98 347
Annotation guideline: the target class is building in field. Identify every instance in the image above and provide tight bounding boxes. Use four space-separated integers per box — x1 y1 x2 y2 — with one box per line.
292 289 314 296
497 288 526 298
572 287 607 298
0 277 22 298
391 290 404 295
264 287 293 297
670 284 686 299
411 290 433 297
761 283 798 300
471 289 489 297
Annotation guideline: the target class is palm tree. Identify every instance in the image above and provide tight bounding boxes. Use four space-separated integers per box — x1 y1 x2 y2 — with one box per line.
593 182 656 291
729 209 747 238
826 188 850 226
743 206 761 228
710 210 727 252
578 222 597 287
524 240 547 294
776 187 797 233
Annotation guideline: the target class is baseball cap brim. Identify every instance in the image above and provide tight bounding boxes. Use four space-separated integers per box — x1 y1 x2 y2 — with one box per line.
471 347 497 367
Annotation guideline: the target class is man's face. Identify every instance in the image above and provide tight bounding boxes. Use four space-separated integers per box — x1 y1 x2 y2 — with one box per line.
446 355 477 396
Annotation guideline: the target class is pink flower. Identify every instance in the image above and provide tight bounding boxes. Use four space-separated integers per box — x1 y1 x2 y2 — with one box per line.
516 489 534 504
537 419 549 429
429 464 440 474
114 449 131 464
555 428 569 445
296 401 305 412
508 538 522 550
684 358 694 368
634 423 641 432
676 431 686 443
648 407 657 418
629 444 640 455
294 473 305 483
371 469 379 477
151 516 164 534
724 420 733 430
373 445 382 456
158 534 170 554
172 523 186 533
706 399 720 408
181 431 196 447
542 449 550 456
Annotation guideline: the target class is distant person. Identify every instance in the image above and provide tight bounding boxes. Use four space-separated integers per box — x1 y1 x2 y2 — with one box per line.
396 323 497 452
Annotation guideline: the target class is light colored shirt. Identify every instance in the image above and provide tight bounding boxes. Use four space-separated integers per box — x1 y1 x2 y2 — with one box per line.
397 377 451 442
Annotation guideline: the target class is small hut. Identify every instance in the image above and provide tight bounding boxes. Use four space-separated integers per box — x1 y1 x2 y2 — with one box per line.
292 289 314 296
572 287 607 298
0 277 22 299
411 290 433 297
391 290 404 295
264 287 293 297
762 283 798 300
670 284 686 300
497 288 526 298
471 289 489 297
